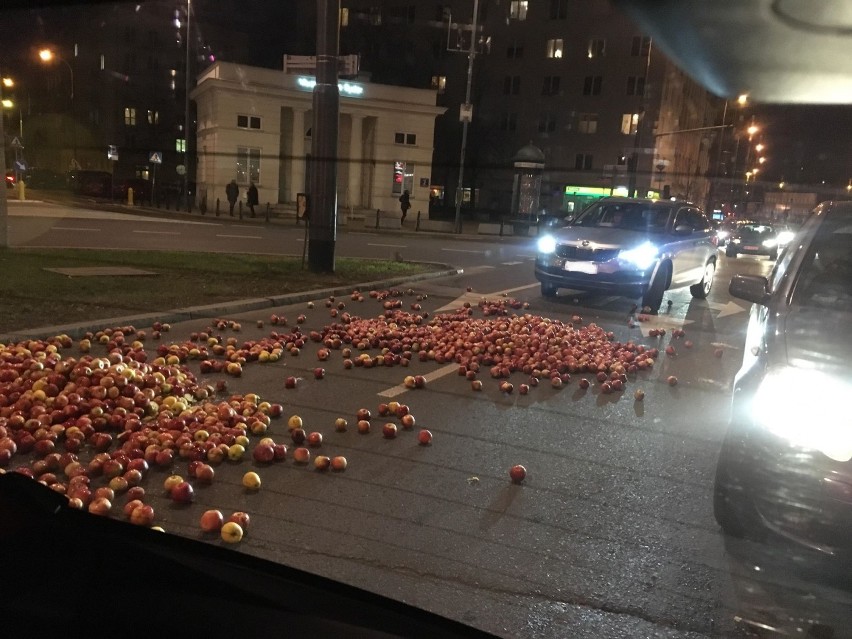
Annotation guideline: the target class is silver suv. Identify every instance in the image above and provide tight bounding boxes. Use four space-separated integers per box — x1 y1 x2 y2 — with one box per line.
535 198 718 311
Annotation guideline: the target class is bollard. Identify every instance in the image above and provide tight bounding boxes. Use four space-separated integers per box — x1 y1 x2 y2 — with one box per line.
239 200 243 220
216 197 220 217
375 209 380 229
128 187 134 206
17 180 25 201
415 210 421 231
265 202 270 222
499 217 505 237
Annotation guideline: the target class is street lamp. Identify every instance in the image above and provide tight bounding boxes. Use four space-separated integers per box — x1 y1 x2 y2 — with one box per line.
737 94 749 106
0 73 11 247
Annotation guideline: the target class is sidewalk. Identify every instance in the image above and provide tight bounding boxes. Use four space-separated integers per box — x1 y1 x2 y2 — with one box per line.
21 190 540 244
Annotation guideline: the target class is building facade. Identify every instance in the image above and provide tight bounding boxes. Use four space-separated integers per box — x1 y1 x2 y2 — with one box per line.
191 61 445 214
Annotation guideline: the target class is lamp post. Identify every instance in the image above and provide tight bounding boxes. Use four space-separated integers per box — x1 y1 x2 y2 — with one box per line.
38 48 76 168
453 0 480 234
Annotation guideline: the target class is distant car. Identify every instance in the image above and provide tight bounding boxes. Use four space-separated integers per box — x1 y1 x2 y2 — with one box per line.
725 223 781 259
714 201 852 558
67 170 112 198
534 198 718 311
715 218 755 247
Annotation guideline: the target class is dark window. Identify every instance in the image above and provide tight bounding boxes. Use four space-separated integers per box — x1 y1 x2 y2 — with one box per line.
503 75 521 95
249 116 261 129
631 35 652 57
538 114 556 133
507 44 524 59
406 133 416 145
583 75 602 95
587 38 606 59
542 76 560 95
394 132 405 144
549 0 568 19
575 153 593 170
237 115 248 128
500 112 518 131
627 76 646 96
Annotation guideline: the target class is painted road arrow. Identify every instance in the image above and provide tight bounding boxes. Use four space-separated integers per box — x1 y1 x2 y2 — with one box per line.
707 300 747 318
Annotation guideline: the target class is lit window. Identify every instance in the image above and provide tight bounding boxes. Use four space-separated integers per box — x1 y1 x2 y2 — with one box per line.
176 138 186 153
621 113 640 135
431 75 447 94
578 113 598 134
546 39 563 59
587 38 606 59
170 69 177 77
236 147 261 184
340 8 349 27
123 107 136 126
509 1 528 20
147 110 159 125
392 161 414 194
170 79 176 91
100 54 105 70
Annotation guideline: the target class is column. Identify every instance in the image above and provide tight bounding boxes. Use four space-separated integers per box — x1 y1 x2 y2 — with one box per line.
348 114 363 209
289 108 306 202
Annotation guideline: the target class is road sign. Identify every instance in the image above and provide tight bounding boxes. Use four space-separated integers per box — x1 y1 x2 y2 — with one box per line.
149 151 162 164
14 160 27 171
419 178 430 187
10 136 23 149
459 103 473 123
176 164 186 176
108 145 119 161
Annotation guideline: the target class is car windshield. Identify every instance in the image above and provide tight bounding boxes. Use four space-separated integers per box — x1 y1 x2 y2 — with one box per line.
572 202 672 232
3 1 852 637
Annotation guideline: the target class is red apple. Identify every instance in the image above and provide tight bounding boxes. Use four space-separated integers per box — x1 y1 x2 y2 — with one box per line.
382 423 398 439
417 429 433 445
509 465 527 484
252 443 275 463
170 481 194 504
200 509 224 533
227 511 250 532
130 504 155 526
292 447 311 464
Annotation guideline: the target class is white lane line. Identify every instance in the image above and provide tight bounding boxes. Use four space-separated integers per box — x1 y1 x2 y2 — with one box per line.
216 234 264 239
501 261 523 266
368 243 408 248
378 363 459 398
516 254 537 259
441 248 486 254
133 230 181 235
492 283 539 295
51 226 100 232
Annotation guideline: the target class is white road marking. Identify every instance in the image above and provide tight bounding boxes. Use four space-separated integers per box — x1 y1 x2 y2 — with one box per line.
132 230 181 235
378 363 459 398
51 226 100 232
216 234 264 239
441 248 486 254
708 300 747 318
501 261 523 266
516 254 537 259
368 243 407 248
492 283 539 296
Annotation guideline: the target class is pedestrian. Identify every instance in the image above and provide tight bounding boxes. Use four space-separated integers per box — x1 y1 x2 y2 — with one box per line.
225 179 239 217
247 182 259 217
398 189 411 223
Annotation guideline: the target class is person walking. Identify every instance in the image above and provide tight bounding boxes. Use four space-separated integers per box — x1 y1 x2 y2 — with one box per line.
398 189 411 223
225 179 239 217
247 182 259 217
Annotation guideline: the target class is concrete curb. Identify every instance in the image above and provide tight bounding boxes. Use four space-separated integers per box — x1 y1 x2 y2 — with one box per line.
0 265 462 343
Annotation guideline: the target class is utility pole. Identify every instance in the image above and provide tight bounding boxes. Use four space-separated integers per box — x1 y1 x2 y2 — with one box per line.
182 0 192 209
453 0 479 234
0 72 8 248
308 0 340 272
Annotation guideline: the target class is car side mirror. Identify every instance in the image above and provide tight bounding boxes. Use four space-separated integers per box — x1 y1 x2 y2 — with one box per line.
673 225 693 235
729 274 770 305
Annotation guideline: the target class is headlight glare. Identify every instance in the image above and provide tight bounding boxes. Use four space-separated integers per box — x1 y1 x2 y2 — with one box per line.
753 369 852 462
537 235 557 254
762 239 778 248
777 230 795 245
618 241 658 270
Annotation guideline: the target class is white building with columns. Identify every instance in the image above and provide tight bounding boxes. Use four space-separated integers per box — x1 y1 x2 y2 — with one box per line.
191 61 445 216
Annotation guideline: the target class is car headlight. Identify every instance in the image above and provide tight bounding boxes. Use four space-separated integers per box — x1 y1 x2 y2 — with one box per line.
717 231 729 240
617 241 658 270
762 238 778 248
732 238 741 244
537 235 557 254
777 230 795 245
752 368 852 462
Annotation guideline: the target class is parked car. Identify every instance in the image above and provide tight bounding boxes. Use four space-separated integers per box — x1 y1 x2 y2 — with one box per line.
725 222 781 259
534 198 718 311
24 168 67 190
67 170 112 198
714 200 852 558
